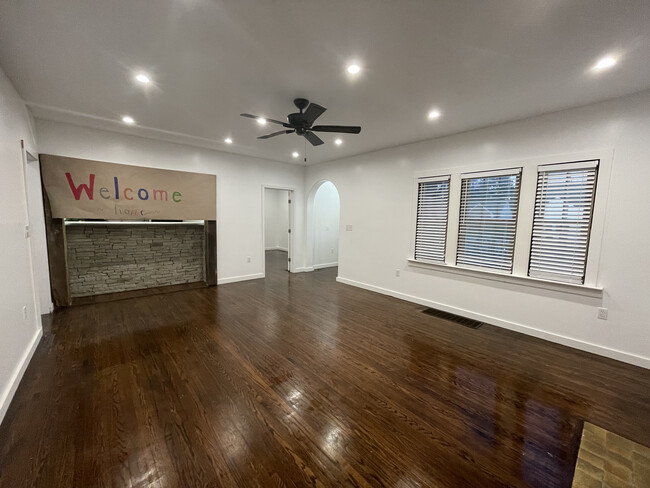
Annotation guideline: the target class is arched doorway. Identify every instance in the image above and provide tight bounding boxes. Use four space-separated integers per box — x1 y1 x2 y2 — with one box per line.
306 180 340 273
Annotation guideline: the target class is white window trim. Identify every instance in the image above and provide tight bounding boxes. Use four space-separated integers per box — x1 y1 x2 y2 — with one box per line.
409 149 613 295
418 174 451 183
456 167 522 272
460 167 522 178
529 159 599 284
414 175 451 263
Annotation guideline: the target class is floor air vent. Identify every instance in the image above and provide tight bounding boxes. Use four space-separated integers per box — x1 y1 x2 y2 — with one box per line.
421 308 484 329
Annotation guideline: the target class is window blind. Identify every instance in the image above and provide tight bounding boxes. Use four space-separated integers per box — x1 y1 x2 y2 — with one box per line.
456 169 521 272
414 176 450 262
528 161 598 284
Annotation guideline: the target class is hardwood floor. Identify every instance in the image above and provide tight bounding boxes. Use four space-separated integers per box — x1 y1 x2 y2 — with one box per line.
1 250 649 487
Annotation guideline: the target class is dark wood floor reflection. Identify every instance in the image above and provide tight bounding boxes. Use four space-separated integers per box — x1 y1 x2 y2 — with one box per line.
1 251 649 487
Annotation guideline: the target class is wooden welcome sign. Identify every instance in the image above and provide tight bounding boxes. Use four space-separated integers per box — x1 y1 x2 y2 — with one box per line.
40 154 217 220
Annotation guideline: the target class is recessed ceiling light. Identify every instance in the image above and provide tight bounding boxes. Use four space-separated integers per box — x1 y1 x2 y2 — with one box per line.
428 109 441 120
347 64 361 75
224 137 232 144
335 138 343 146
134 73 151 84
257 118 267 126
592 56 617 72
122 115 135 125
292 151 299 158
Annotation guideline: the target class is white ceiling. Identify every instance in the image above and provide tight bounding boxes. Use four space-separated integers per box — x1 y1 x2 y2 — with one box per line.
1 0 649 165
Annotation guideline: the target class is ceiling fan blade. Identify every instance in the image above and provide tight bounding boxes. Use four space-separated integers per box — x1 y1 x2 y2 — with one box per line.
311 125 361 134
303 103 326 125
304 131 324 146
240 113 292 128
258 130 295 139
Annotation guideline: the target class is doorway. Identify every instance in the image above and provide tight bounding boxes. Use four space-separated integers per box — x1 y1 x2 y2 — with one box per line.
263 186 293 274
307 180 340 272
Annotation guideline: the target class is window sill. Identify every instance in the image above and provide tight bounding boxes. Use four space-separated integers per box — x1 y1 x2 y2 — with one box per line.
407 259 603 298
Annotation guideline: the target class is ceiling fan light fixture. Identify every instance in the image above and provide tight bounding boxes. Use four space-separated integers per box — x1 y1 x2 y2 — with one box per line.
257 118 267 126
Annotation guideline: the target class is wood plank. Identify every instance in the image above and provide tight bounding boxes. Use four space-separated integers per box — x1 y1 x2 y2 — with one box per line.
1 250 649 487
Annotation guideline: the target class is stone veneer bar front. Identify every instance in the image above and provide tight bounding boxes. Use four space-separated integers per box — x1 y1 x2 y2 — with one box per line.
65 222 205 297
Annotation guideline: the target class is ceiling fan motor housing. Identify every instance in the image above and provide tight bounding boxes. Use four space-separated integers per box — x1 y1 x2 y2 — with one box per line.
288 112 308 133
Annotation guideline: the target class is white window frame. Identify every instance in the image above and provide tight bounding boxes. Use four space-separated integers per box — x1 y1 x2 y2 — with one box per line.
528 160 599 285
456 167 522 274
413 175 451 264
408 150 613 297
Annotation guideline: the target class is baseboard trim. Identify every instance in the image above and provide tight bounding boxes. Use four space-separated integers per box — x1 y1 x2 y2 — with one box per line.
295 267 314 273
336 276 650 370
265 247 288 252
217 273 265 285
314 262 338 270
0 327 43 426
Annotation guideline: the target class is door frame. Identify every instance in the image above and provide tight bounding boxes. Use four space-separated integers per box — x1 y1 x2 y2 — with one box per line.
261 185 295 275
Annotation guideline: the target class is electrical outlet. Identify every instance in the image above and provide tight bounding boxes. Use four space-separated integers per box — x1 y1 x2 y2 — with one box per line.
395 269 400 277
247 256 251 263
24 225 30 239
597 307 608 320
345 225 353 231
22 305 27 321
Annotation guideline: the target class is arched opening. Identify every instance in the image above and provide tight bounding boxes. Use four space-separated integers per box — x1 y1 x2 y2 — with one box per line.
306 180 340 274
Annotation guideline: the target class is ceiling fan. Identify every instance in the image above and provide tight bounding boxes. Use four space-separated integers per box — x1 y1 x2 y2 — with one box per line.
240 98 361 146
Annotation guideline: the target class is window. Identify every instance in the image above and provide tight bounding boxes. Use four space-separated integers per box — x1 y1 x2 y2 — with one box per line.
410 153 607 291
528 161 598 285
456 169 521 272
414 176 450 262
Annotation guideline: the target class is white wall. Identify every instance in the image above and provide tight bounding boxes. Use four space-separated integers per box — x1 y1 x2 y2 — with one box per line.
312 181 340 268
264 189 289 251
35 119 305 284
306 90 650 369
23 118 52 314
0 67 44 424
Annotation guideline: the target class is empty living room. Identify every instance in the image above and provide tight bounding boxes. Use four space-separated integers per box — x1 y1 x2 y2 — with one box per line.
1 1 650 487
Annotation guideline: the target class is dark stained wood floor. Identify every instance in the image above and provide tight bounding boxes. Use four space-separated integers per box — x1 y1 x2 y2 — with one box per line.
1 250 650 487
